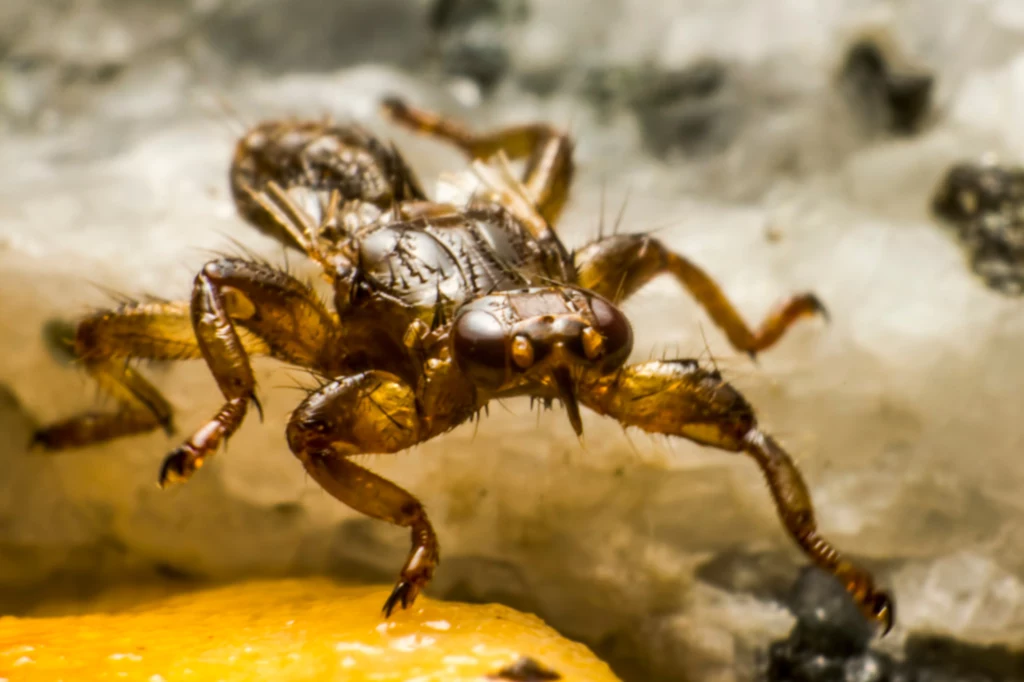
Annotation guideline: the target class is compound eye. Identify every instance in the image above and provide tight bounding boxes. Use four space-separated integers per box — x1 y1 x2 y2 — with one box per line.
511 335 535 369
581 327 604 360
452 309 508 389
588 295 633 366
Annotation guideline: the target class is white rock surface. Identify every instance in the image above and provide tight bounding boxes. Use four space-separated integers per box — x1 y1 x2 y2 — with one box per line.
1 0 1024 678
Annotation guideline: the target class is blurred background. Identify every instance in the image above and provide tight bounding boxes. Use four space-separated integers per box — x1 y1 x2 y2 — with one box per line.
2 1 1024 680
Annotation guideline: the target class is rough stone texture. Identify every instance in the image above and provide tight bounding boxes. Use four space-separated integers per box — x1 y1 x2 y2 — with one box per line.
2 1 1024 681
932 160 1024 296
764 569 1024 682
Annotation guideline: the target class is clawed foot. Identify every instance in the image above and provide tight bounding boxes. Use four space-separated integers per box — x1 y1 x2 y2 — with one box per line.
158 400 246 488
837 560 895 636
381 543 438 617
158 445 204 488
29 427 59 451
861 589 895 636
382 579 423 617
803 293 831 324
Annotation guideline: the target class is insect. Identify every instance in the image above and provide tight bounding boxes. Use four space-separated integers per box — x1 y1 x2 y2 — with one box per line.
33 97 893 632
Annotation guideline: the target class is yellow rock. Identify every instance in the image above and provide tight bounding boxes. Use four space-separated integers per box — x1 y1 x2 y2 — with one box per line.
0 578 620 682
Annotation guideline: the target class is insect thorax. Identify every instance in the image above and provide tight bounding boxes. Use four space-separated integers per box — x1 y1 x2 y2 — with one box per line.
355 206 567 318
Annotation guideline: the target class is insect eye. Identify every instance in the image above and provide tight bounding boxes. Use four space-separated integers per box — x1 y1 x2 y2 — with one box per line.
581 327 604 360
511 335 535 369
452 309 508 389
587 295 633 367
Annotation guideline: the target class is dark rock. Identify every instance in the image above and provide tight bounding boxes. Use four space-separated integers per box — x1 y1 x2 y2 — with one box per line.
434 554 542 617
695 549 803 603
762 569 1024 682
430 0 528 32
931 160 1024 296
904 635 1024 682
839 39 933 135
788 568 875 658
591 626 660 682
843 653 890 682
427 0 527 94
761 568 893 682
438 25 511 94
583 59 738 157
201 0 429 74
488 656 562 680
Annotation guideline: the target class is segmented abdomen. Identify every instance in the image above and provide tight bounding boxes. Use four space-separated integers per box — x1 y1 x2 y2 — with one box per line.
230 120 425 249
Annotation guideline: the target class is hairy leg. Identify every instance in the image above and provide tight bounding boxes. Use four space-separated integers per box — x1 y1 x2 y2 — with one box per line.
381 97 575 227
159 257 340 486
287 371 438 616
579 359 893 633
34 301 213 448
575 234 827 356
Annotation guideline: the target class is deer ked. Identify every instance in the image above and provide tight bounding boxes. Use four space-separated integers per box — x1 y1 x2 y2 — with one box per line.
34 97 893 632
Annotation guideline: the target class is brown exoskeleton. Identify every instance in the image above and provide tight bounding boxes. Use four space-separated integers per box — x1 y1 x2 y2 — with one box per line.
33 98 893 632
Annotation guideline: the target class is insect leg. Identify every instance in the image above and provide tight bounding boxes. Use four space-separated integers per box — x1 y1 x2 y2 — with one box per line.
33 301 211 449
574 234 827 356
159 257 339 487
381 97 574 226
579 359 894 634
287 371 438 616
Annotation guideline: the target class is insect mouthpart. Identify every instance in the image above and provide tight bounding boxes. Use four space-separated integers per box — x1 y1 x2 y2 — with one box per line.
450 287 634 404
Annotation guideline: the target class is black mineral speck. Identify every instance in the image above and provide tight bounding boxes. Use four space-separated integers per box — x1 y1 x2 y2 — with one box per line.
583 59 738 157
932 160 1024 296
202 0 429 73
764 568 890 682
438 25 511 94
695 549 803 603
840 40 933 135
489 656 561 681
429 0 528 94
762 568 1024 682
903 635 1024 682
430 0 528 31
788 568 874 658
